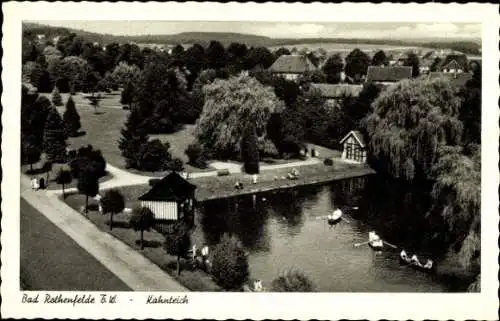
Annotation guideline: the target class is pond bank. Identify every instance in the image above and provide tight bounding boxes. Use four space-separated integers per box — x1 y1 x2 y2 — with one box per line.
193 162 376 202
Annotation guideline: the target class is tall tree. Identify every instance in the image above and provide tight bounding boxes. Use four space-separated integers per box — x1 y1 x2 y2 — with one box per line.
62 96 81 137
55 167 72 198
118 107 149 169
22 134 41 172
345 49 370 82
51 86 63 106
274 47 291 58
241 124 260 174
205 41 226 69
196 74 283 159
459 67 481 146
322 54 344 84
120 80 135 106
244 46 276 70
43 107 67 163
363 77 463 180
129 207 156 250
77 169 99 214
372 50 388 66
429 146 480 272
101 189 125 230
164 221 191 276
404 52 420 77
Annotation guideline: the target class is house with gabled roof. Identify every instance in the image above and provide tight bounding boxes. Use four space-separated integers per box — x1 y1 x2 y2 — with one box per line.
440 59 465 74
340 130 367 164
268 54 317 81
365 66 412 85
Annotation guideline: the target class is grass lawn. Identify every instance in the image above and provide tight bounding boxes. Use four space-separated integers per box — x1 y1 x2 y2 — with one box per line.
49 92 213 176
63 192 221 291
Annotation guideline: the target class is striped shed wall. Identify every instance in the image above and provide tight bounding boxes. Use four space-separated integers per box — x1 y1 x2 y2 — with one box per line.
140 200 180 220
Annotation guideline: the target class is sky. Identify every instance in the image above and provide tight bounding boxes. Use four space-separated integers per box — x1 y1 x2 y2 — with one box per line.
33 21 481 40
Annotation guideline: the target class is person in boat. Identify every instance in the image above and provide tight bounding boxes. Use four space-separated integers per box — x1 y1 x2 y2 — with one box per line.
423 259 433 269
400 250 408 261
411 254 420 265
369 231 380 242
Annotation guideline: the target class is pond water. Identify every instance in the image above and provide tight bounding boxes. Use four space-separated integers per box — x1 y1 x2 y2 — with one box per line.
192 175 468 292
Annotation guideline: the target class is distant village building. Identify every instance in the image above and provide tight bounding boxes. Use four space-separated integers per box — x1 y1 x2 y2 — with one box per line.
419 59 434 75
340 130 367 164
365 66 412 85
268 54 317 81
138 172 196 224
310 83 363 107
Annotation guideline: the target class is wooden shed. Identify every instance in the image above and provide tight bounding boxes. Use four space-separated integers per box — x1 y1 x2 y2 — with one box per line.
138 172 196 222
340 130 367 164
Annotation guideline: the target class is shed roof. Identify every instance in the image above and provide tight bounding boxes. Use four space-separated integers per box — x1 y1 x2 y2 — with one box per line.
340 130 366 148
366 66 412 83
310 83 363 99
268 55 317 74
138 172 196 202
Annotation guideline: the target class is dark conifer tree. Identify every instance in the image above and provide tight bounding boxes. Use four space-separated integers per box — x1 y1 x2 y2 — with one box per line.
43 107 67 163
118 107 149 169
63 96 81 137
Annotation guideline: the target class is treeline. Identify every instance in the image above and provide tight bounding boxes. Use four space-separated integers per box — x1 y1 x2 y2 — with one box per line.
24 22 480 54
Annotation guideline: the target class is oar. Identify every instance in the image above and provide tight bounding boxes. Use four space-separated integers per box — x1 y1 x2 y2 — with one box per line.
382 240 398 249
354 241 370 247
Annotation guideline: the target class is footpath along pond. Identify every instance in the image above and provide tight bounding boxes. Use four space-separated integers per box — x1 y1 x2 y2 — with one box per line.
191 175 470 292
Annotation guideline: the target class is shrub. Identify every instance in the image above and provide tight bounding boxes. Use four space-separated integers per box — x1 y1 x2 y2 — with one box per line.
270 269 315 292
101 189 125 230
210 234 249 290
70 145 107 178
323 158 334 166
217 169 230 176
258 139 279 158
51 86 63 106
137 139 172 172
185 142 205 167
169 158 184 172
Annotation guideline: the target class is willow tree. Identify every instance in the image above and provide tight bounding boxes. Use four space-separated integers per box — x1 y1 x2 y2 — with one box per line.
363 78 463 181
196 73 284 159
430 146 480 271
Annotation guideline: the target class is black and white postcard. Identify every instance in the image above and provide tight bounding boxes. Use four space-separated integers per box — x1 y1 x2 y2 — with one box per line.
2 2 499 320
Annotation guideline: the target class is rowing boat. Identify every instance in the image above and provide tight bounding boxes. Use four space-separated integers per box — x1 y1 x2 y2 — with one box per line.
399 251 434 272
